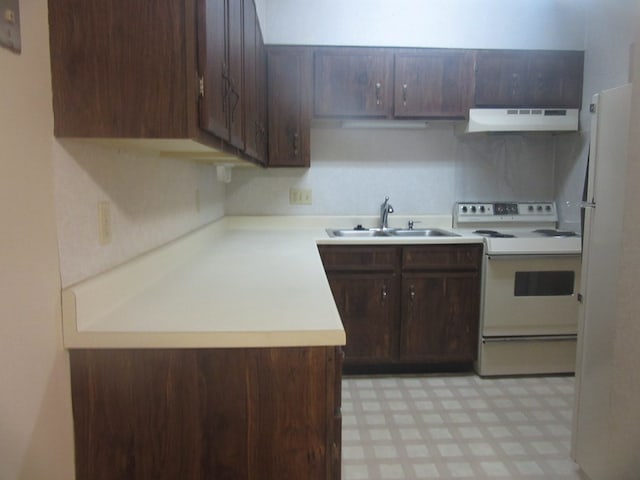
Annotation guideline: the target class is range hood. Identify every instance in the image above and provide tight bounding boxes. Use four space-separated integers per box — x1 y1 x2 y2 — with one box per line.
459 108 579 133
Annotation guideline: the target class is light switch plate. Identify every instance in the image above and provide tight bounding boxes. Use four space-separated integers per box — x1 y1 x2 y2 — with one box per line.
0 0 20 54
289 188 312 205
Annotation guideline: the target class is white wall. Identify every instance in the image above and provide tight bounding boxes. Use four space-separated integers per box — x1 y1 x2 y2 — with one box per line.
264 0 585 49
555 0 636 229
228 0 587 218
0 2 74 478
227 126 557 216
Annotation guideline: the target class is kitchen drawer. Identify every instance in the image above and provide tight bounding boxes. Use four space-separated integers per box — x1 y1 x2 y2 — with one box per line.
318 245 400 271
402 244 482 270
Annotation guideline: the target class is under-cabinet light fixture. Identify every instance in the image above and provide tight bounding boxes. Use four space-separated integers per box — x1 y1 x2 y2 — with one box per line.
340 119 429 129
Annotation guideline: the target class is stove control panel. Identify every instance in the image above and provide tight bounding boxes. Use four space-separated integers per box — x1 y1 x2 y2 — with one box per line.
454 201 557 225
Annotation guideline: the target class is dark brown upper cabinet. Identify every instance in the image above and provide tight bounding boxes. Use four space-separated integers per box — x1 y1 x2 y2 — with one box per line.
242 0 267 164
393 49 475 118
198 0 244 149
48 0 266 165
267 47 312 167
474 50 584 108
314 48 394 118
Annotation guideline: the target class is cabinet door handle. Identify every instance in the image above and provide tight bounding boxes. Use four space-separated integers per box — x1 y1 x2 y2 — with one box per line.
229 86 240 122
409 285 416 301
511 72 519 98
381 285 388 302
375 82 382 106
292 132 299 156
221 63 230 113
402 83 408 106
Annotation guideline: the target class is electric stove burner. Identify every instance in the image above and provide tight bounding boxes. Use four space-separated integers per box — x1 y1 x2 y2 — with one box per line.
473 229 516 238
533 229 578 238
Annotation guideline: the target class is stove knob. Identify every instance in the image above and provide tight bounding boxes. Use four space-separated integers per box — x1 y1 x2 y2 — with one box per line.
461 205 468 213
545 205 552 212
537 205 543 212
479 206 486 213
528 205 534 212
471 206 477 213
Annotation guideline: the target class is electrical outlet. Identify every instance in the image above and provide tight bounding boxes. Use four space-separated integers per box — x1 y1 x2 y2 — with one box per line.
289 188 312 205
97 201 112 245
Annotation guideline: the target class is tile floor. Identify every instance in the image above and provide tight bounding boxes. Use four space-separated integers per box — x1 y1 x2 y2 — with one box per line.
341 374 589 479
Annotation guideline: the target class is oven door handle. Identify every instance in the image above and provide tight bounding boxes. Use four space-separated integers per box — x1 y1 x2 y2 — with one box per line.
483 334 577 343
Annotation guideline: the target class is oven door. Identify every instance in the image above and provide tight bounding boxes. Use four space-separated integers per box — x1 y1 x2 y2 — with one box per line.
482 254 581 336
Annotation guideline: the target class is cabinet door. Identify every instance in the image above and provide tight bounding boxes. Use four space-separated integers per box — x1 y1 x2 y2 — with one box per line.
227 0 244 149
243 0 259 160
475 50 584 108
70 347 340 480
474 51 529 107
198 0 229 140
314 48 393 117
255 23 268 163
526 51 584 108
267 47 311 167
49 0 194 138
326 273 398 364
400 272 479 362
394 50 474 118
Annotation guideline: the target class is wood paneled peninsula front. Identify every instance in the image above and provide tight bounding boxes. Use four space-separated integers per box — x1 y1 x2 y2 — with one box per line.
62 216 481 479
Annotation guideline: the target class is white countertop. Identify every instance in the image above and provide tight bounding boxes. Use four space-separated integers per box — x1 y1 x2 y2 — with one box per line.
62 215 481 349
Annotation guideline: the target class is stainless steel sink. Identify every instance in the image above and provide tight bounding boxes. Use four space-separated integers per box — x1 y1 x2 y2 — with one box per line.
391 228 460 237
326 228 393 237
326 227 460 238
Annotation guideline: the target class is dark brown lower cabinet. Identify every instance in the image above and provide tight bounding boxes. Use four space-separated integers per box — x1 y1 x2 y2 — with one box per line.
400 271 479 362
69 346 342 480
324 273 399 363
319 244 481 372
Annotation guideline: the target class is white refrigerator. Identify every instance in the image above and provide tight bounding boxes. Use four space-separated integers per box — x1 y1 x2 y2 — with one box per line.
571 84 632 478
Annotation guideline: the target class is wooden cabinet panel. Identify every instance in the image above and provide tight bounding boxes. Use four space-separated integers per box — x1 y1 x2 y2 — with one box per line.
319 244 481 370
49 0 270 165
314 48 393 117
326 273 398 364
475 50 584 108
199 0 244 148
400 272 480 362
474 51 528 107
227 0 244 148
255 24 268 163
198 0 229 140
267 47 312 167
526 51 584 108
69 347 341 480
403 244 483 270
394 50 474 118
49 0 195 138
319 245 400 271
243 0 259 161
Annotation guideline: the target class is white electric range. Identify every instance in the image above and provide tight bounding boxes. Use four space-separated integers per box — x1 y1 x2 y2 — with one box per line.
453 201 582 376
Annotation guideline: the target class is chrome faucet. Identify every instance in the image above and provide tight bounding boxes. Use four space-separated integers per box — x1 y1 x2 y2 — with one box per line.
379 196 394 230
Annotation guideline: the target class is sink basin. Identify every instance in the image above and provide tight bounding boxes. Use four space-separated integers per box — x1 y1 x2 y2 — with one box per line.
326 227 460 238
326 228 393 237
391 228 460 237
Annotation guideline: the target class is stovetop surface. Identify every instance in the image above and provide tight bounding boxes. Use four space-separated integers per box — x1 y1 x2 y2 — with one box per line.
453 201 581 254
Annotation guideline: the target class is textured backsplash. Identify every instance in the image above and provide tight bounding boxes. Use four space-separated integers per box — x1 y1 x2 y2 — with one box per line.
226 126 562 217
53 140 225 287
